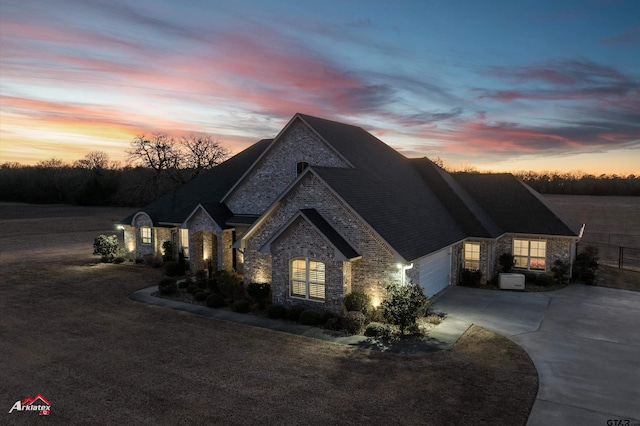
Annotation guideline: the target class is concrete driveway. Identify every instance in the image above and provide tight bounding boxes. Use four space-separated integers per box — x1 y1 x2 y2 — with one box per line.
433 284 640 426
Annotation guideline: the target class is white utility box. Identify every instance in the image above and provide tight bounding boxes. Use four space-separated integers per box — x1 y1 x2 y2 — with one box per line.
499 273 525 290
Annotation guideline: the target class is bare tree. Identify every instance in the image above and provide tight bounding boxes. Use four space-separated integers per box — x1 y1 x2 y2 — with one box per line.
127 133 180 174
74 151 110 170
180 134 229 177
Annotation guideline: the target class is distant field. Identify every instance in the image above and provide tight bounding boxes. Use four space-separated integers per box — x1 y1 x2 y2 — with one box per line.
544 195 640 289
544 195 640 245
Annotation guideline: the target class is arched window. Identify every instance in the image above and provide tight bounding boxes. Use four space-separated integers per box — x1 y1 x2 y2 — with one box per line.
296 161 309 176
290 257 325 301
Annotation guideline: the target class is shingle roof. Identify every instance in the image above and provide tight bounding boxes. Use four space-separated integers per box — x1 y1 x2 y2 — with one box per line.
299 209 359 260
452 173 582 236
410 158 501 238
120 138 272 227
296 114 467 260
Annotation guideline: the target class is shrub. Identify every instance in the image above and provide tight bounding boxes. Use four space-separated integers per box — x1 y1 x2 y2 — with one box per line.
178 279 190 289
231 299 251 313
459 268 482 287
535 273 553 287
343 292 372 317
499 253 515 273
158 278 177 295
523 271 538 283
573 246 599 285
195 270 208 283
342 311 366 334
267 304 287 320
162 240 173 262
287 305 305 322
93 234 119 262
186 284 199 294
324 317 342 331
206 293 226 308
217 271 243 298
193 290 208 302
364 322 387 338
381 282 431 334
247 282 271 303
196 279 208 290
299 309 324 326
164 261 182 277
551 259 571 284
113 248 127 264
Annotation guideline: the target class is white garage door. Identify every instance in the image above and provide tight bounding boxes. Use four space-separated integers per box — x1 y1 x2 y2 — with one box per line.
419 247 451 297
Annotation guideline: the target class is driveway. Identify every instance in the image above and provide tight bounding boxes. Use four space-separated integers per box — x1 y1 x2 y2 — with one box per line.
434 284 640 426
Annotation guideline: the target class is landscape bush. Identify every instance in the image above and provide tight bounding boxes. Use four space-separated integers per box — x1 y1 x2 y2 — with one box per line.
267 304 287 320
343 291 372 317
535 273 553 287
186 284 199 294
381 282 431 334
299 309 324 326
178 278 191 289
364 322 387 338
459 268 482 287
216 270 243 298
93 234 119 262
342 311 366 334
247 282 271 304
573 246 599 285
193 290 208 302
499 253 515 273
551 259 571 284
162 240 173 262
231 299 251 313
287 306 305 322
324 317 342 331
158 278 177 295
163 261 182 277
206 293 226 308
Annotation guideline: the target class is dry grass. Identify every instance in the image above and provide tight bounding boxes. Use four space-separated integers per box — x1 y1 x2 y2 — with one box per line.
544 195 640 290
0 203 537 425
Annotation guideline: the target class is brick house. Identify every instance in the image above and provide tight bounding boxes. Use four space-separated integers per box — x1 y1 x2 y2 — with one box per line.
121 113 583 315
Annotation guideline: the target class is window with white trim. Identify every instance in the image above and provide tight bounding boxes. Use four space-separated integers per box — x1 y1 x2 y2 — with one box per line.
290 257 325 301
140 226 152 245
463 242 480 271
513 239 546 270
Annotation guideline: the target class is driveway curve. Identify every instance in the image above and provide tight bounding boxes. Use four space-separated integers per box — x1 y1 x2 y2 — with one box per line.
433 284 640 426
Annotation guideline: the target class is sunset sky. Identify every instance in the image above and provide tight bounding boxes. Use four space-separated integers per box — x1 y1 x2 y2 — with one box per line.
1 0 639 174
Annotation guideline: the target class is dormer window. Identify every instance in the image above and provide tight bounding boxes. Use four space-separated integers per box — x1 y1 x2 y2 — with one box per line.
296 161 309 176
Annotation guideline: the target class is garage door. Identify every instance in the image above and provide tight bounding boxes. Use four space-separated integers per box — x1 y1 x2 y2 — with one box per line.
419 247 451 297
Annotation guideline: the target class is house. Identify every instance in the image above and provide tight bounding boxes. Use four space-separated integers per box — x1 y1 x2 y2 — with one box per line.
120 113 584 315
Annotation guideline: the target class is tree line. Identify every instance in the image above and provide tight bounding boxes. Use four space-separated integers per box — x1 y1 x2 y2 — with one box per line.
0 133 229 207
1 142 638 207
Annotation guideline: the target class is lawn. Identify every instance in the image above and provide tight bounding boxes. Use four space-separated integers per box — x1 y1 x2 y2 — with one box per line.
0 202 537 425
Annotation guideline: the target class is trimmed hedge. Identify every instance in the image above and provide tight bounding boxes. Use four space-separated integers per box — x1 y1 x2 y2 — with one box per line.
158 278 177 295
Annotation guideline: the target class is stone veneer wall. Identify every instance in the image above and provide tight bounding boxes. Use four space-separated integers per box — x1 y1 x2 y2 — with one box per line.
225 121 350 215
186 207 222 272
271 218 345 315
243 173 400 309
133 213 154 258
123 225 136 255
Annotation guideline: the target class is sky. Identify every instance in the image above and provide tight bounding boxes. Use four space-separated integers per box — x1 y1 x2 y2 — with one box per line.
1 0 639 174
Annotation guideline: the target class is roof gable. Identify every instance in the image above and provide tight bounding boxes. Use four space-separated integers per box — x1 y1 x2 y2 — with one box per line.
260 208 360 261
